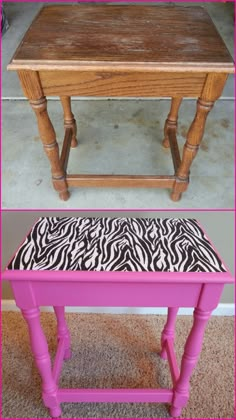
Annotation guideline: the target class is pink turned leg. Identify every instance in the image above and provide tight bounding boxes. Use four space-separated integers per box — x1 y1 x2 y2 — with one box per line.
160 307 178 360
170 308 211 417
54 306 71 360
21 308 61 417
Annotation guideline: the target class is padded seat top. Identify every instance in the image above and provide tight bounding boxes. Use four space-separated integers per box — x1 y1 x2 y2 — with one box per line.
8 217 226 273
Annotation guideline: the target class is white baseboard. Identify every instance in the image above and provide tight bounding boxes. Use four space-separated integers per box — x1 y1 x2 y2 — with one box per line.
1 300 234 316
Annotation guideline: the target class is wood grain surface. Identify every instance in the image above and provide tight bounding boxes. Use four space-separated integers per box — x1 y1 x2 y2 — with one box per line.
8 5 234 72
39 71 207 97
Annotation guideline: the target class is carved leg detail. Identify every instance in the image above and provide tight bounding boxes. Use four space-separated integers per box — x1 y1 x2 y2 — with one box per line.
54 306 71 360
30 97 70 201
170 308 211 417
60 96 78 148
21 308 61 417
171 98 214 201
162 97 182 148
160 307 179 360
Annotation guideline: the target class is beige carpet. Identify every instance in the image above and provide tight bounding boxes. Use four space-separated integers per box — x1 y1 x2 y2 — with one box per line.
2 312 234 418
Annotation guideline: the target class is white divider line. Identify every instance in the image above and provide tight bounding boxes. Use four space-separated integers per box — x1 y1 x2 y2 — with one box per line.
1 300 234 316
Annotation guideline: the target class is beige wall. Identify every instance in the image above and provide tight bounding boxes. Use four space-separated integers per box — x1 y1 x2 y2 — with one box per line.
1 210 234 304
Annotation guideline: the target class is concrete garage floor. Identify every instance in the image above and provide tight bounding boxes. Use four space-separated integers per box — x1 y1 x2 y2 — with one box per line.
2 2 234 209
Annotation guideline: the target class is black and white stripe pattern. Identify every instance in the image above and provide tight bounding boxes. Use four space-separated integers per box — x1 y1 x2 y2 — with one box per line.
8 217 226 273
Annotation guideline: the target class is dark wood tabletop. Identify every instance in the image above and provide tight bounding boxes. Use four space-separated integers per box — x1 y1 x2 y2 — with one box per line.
8 5 234 72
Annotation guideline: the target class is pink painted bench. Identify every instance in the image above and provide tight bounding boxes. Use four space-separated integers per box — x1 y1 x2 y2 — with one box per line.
3 217 233 417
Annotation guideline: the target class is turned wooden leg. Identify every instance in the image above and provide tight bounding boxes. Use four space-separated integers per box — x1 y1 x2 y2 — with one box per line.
170 308 211 417
21 308 61 418
60 96 78 148
160 307 179 360
30 97 70 201
171 98 214 202
54 306 71 360
162 97 182 148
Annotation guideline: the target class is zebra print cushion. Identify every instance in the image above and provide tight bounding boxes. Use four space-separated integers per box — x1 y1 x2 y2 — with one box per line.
8 217 226 272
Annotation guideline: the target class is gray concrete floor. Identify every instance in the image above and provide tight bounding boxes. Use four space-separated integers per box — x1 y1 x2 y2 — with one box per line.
2 2 235 209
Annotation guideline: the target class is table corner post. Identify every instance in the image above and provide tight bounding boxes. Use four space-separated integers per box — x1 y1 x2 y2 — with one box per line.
160 307 179 360
17 70 70 201
170 72 228 202
162 97 182 148
170 278 223 417
60 96 78 148
54 306 72 360
21 306 62 417
170 306 212 417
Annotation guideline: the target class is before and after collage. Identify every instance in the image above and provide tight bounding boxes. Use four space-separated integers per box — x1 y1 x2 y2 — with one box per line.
1 1 235 419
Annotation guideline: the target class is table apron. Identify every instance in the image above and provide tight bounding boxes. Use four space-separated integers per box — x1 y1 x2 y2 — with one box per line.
39 70 207 97
11 280 204 309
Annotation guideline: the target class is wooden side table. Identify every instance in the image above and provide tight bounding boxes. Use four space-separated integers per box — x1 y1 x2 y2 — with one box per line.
8 5 234 201
3 217 233 417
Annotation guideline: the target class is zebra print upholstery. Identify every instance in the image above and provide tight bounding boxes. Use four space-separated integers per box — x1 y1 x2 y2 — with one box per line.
8 217 226 272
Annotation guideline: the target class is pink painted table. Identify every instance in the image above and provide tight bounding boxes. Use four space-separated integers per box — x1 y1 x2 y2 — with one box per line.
3 217 233 417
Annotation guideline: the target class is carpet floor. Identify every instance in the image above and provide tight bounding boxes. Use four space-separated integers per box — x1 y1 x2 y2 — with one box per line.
2 312 234 418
